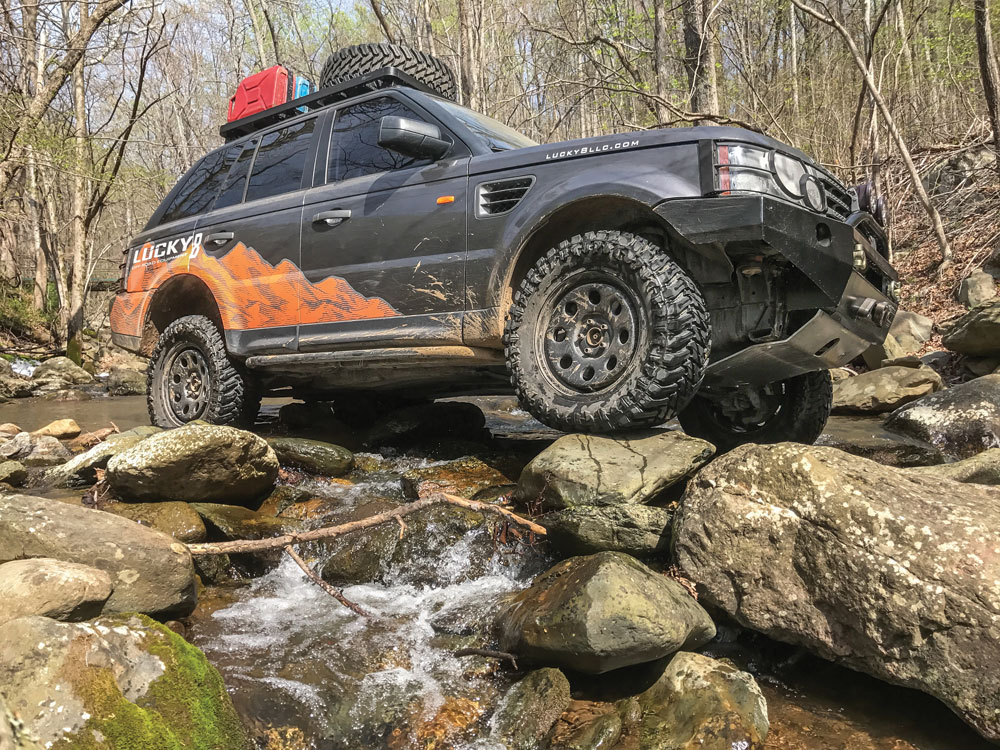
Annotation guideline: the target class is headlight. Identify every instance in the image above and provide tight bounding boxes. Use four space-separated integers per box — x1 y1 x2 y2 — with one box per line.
716 142 833 216
772 152 806 197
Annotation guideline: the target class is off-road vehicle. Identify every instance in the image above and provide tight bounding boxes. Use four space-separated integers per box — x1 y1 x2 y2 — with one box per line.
111 43 898 448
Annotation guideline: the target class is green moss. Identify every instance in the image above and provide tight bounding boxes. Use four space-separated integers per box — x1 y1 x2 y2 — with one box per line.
55 614 249 750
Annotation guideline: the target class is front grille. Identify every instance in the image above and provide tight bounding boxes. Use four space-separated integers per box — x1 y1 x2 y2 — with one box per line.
816 171 853 220
477 177 534 216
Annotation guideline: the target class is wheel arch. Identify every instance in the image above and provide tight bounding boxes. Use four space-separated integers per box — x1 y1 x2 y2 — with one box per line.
140 275 225 355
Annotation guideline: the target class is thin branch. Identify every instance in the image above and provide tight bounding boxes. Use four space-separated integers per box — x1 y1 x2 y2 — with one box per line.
284 544 370 617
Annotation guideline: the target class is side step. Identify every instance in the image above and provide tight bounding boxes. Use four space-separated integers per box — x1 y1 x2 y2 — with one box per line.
245 345 505 371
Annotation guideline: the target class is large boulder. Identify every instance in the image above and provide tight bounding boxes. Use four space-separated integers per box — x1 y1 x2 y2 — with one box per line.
107 366 147 395
0 614 250 750
515 432 714 511
904 447 1000 485
540 505 673 558
0 494 196 617
267 437 353 477
488 668 571 750
496 552 715 674
673 442 1000 741
401 456 510 500
31 355 93 386
889 309 933 354
43 425 159 487
958 270 996 308
831 366 942 414
107 424 278 503
0 558 112 625
861 332 905 369
885 374 1000 458
942 300 1000 356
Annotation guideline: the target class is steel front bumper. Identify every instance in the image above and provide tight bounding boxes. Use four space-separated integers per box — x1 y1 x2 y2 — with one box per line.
655 195 897 385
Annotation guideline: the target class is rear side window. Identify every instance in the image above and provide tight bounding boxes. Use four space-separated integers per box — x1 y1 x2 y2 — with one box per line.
159 147 235 224
214 139 258 210
328 97 432 183
245 119 316 203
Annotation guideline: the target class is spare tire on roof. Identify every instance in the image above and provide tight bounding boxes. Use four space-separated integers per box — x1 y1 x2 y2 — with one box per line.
320 43 457 101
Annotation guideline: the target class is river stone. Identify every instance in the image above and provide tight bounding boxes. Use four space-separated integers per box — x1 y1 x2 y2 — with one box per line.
817 415 943 466
942 300 1000 356
401 456 510 500
0 493 196 617
107 501 207 543
0 614 250 750
489 668 571 750
191 503 303 540
1 694 43 750
0 558 112 625
555 710 624 750
32 355 93 385
0 460 26 487
637 652 769 750
673 442 1000 741
496 551 715 674
831 366 942 414
958 270 996 308
107 366 147 395
516 431 714 511
861 332 905 369
904 448 1000 485
43 426 159 487
267 437 353 476
0 376 33 399
31 418 81 439
0 432 72 467
540 505 673 557
885 374 1000 458
0 422 21 435
890 309 933 348
107 424 278 503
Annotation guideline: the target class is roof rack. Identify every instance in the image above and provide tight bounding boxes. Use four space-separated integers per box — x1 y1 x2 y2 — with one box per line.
218 67 440 141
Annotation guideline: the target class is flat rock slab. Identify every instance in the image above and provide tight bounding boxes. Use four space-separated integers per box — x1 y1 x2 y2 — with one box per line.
401 456 510 500
674 442 1000 741
45 426 160 487
817 415 943 467
496 551 715 674
0 493 195 617
832 366 942 414
0 558 111 625
515 431 714 511
905 447 1000 485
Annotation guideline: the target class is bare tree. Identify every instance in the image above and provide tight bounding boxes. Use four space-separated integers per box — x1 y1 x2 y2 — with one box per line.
975 0 1000 179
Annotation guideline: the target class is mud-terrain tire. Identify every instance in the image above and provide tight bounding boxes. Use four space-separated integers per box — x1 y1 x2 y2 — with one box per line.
677 370 833 452
504 230 710 433
147 315 260 428
320 43 457 101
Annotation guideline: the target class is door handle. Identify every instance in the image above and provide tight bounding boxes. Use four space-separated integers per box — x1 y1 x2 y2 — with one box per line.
204 231 234 246
313 209 351 227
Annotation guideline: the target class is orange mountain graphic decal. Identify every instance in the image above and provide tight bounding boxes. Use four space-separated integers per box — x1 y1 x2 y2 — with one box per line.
112 240 399 338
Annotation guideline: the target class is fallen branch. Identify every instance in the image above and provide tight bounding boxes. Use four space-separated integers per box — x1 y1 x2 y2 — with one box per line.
454 647 519 670
283 544 370 617
185 492 545 556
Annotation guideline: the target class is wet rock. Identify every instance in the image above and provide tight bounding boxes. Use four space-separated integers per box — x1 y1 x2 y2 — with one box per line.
267 437 353 477
831 366 943 414
363 400 487 447
0 375 33 399
107 366 146 395
637 652 769 750
516 431 714 512
817 415 943 466
555 709 623 750
0 431 72 466
108 501 208 543
256 483 316 515
885 374 1000 458
861 332 905 369
401 456 510 500
31 355 94 386
958 270 996 308
0 493 196 617
36 387 92 401
0 459 27 486
540 505 673 558
889 309 933 354
191 503 303 540
0 422 21 435
0 613 250 750
489 668 571 749
942 300 1000 356
31 417 82 439
0 558 112 625
107 424 278 503
496 552 715 674
673 442 1000 741
44 426 158 487
905 448 1000 484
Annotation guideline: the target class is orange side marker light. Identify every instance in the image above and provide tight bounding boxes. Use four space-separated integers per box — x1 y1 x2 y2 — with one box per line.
436 195 455 204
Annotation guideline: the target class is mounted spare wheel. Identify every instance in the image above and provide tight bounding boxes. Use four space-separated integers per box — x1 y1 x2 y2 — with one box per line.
504 230 710 433
320 43 457 101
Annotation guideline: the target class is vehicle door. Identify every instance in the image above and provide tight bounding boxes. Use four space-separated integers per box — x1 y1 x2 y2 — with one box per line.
193 115 320 355
298 92 470 351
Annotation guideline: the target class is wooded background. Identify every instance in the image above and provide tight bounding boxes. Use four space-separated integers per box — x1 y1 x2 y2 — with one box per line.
1 0 998 357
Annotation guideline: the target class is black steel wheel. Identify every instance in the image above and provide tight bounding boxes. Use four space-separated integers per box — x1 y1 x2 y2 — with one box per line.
504 230 710 433
320 43 457 101
677 370 833 453
147 315 260 428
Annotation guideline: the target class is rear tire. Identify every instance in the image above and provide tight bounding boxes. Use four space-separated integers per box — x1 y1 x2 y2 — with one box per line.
677 370 833 453
320 43 457 101
147 315 260 428
504 230 710 433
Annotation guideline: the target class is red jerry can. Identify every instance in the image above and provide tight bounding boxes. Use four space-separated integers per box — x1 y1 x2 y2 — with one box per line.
227 65 291 122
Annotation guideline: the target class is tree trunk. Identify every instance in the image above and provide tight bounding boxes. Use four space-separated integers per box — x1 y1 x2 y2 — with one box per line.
682 0 719 122
67 39 88 364
789 1 800 118
458 0 480 109
653 0 671 125
975 0 1000 179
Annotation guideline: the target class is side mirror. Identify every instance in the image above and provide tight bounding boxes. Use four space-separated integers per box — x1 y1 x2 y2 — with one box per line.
378 116 451 161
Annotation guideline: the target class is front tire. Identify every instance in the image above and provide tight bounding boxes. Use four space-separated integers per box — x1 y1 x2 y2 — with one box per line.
677 370 833 452
504 230 710 433
147 315 260 428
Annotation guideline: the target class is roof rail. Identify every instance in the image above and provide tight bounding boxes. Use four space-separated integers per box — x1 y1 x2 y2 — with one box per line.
218 66 440 141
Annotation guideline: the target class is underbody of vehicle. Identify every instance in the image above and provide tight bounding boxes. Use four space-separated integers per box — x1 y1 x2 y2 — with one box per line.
111 43 897 446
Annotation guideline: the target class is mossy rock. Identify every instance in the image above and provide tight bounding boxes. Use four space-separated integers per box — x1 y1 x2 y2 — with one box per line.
267 437 353 477
0 613 250 750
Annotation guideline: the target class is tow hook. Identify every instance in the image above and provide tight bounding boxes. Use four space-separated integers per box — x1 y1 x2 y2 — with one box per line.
847 296 893 327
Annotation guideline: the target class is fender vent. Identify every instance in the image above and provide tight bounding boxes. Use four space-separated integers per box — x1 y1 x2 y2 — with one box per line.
477 176 534 216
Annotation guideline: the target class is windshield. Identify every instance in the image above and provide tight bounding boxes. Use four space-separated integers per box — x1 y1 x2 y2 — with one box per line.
432 98 537 152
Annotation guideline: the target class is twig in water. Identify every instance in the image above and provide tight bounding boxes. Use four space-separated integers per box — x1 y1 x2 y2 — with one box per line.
283 544 370 617
454 647 518 670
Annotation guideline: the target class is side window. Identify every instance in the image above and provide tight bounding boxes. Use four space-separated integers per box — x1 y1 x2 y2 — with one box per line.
159 146 236 224
245 118 316 203
214 139 258 210
328 97 433 183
